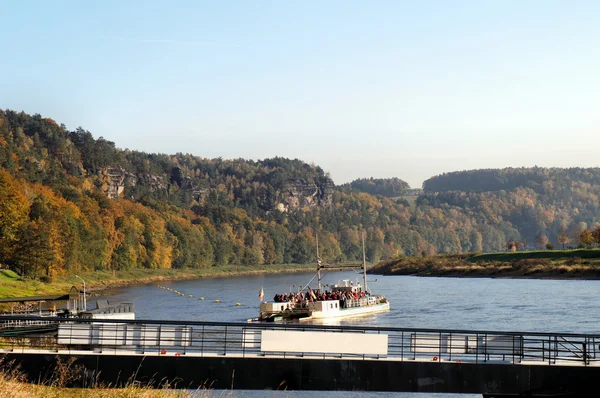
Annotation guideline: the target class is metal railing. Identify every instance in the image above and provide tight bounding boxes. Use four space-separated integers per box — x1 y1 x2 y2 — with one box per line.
0 315 598 366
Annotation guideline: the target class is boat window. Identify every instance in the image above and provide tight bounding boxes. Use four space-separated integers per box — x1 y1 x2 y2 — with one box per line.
335 303 338 308
330 303 333 309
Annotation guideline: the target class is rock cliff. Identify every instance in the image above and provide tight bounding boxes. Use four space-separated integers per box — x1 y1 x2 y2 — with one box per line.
98 167 333 211
278 178 334 212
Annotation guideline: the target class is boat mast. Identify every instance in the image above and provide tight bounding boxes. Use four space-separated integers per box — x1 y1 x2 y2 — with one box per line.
362 231 368 293
316 234 322 291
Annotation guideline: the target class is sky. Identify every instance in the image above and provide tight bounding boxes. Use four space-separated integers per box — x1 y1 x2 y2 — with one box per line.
1 1 599 188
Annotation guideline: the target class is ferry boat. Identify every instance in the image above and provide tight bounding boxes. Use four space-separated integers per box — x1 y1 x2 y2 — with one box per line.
256 235 390 322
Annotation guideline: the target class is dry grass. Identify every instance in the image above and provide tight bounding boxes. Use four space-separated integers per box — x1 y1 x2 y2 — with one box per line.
0 357 226 398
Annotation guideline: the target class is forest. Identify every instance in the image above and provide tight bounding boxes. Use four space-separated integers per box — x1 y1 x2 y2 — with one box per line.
339 177 410 198
2 109 600 278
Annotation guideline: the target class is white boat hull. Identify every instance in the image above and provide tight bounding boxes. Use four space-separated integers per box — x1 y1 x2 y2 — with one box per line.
259 297 390 322
309 301 390 319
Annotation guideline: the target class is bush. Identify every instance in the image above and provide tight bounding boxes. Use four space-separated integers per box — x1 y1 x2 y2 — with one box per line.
514 258 551 269
39 275 53 283
566 257 582 266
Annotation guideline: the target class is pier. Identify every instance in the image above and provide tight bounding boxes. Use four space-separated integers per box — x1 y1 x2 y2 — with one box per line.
0 315 598 396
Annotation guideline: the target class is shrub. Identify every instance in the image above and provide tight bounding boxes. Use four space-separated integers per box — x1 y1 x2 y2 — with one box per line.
566 257 582 266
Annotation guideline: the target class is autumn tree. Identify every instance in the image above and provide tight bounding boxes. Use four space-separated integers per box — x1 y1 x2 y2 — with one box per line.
557 229 570 250
506 240 516 252
535 233 548 250
593 226 600 247
579 229 594 248
0 171 30 264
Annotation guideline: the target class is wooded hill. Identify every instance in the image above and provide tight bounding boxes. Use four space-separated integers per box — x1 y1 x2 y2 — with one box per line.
339 177 410 198
2 109 600 278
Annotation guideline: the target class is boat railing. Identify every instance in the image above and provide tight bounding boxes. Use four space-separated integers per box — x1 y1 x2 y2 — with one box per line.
343 297 369 308
261 301 310 314
1 315 599 366
0 318 57 329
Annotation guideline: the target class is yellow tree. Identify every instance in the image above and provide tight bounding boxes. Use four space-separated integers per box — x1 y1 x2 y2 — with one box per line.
579 229 594 248
0 171 30 265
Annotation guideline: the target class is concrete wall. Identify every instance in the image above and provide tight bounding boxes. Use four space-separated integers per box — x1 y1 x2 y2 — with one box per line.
4 353 597 396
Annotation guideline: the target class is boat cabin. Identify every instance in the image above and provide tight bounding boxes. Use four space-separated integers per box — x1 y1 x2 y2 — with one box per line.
308 299 341 315
333 280 363 294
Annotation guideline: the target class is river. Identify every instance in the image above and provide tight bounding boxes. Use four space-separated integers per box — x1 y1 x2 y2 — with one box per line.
100 271 600 397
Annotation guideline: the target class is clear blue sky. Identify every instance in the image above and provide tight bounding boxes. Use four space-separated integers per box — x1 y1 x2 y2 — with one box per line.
1 1 599 188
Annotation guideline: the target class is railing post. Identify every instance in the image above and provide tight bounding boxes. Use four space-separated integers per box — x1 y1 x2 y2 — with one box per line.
438 332 442 362
548 336 552 365
553 335 557 364
543 337 547 363
158 325 162 356
224 326 228 356
200 324 204 357
401 331 404 361
242 328 246 358
448 332 452 362
475 333 479 364
512 335 515 364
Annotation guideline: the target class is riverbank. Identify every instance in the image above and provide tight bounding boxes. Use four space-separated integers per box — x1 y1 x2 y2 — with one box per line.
0 264 317 299
370 249 600 279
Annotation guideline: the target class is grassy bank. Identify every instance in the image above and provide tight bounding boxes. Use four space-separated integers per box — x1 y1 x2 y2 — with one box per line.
0 263 317 299
370 249 600 278
0 358 219 398
470 248 600 262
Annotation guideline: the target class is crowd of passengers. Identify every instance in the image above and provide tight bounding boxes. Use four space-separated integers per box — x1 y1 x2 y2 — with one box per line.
273 289 370 308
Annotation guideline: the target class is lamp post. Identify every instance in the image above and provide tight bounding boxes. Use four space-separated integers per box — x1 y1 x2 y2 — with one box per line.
75 275 86 311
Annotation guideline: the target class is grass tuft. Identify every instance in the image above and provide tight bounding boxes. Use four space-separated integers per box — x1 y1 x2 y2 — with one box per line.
0 356 226 398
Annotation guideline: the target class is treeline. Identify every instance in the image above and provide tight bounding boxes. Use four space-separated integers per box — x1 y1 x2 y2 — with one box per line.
420 167 600 252
340 177 410 198
423 167 600 193
4 109 600 279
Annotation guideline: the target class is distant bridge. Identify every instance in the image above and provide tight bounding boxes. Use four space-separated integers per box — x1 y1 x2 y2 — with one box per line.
1 315 598 396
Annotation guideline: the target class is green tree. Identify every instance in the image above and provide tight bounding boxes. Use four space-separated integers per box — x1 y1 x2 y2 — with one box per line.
12 221 54 277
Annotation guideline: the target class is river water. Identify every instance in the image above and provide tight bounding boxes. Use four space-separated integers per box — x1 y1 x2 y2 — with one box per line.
100 271 600 397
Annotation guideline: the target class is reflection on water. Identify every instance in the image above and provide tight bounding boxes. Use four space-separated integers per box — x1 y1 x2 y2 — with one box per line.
102 271 600 397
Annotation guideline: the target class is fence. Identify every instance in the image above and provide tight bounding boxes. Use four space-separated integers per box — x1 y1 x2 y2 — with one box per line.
0 315 598 366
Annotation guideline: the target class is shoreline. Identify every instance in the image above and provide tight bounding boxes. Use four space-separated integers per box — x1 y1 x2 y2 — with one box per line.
370 269 600 280
0 264 318 301
369 250 600 281
86 266 318 296
92 266 600 297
